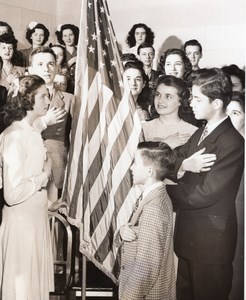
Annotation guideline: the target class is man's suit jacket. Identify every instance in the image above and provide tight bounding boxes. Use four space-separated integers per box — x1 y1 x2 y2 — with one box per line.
119 184 176 300
167 118 244 264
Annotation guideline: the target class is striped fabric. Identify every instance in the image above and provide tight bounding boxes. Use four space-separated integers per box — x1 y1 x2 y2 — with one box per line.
62 0 143 283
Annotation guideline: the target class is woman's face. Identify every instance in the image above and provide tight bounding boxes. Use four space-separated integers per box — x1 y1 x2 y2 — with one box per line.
0 42 14 61
154 83 180 116
62 29 75 47
164 54 185 78
227 101 245 135
123 68 145 98
134 27 146 46
52 46 64 66
31 28 45 46
32 85 51 117
230 75 243 93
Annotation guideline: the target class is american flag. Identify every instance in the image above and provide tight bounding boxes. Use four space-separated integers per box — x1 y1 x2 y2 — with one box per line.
62 0 143 283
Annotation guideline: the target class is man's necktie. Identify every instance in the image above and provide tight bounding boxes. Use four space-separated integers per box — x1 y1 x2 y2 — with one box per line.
198 126 208 145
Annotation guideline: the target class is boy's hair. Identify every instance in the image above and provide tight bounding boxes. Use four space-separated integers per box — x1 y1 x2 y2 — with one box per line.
138 141 176 181
192 68 232 110
29 46 56 65
221 64 245 90
25 23 50 45
137 42 155 55
124 60 148 83
126 23 155 48
184 39 202 54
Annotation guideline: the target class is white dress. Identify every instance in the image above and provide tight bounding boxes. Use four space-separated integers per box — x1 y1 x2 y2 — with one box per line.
0 119 54 300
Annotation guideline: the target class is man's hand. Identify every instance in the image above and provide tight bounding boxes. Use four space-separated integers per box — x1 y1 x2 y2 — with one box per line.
181 147 217 173
43 107 66 126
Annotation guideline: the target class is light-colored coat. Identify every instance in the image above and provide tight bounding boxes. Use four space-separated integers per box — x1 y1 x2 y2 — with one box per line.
119 184 176 300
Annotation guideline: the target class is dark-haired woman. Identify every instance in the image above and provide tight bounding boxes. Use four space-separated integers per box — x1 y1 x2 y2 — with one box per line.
143 75 197 149
20 21 50 69
126 23 155 58
55 24 80 93
0 75 54 299
0 33 25 90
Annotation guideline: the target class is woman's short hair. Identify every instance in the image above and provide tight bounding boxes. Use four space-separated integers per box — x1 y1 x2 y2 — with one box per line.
55 24 80 46
157 48 192 81
25 22 50 45
4 75 45 126
137 141 176 181
126 23 155 48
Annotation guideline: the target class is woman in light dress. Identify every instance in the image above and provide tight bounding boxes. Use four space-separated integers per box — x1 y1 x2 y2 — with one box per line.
0 75 62 299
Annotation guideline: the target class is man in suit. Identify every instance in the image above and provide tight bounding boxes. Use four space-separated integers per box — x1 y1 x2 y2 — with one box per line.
28 46 74 198
167 68 244 300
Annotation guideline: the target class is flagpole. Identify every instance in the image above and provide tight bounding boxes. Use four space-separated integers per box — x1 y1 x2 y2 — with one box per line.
82 255 87 300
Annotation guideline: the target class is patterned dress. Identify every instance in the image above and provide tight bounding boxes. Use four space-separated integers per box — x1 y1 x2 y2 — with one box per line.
0 119 54 300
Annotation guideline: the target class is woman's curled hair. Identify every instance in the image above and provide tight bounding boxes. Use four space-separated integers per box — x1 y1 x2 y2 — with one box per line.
4 75 45 126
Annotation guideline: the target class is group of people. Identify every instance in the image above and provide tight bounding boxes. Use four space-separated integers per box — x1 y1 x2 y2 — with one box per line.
0 19 244 300
117 23 245 300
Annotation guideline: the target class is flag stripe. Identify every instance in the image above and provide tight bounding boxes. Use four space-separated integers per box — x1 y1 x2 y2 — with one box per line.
62 0 143 282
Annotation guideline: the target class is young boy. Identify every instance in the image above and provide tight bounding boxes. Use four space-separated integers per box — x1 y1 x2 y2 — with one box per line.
137 42 159 89
117 141 176 300
184 39 202 71
28 46 74 197
167 68 244 300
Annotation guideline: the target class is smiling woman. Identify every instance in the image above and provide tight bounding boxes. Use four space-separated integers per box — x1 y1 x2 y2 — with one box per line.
0 33 25 90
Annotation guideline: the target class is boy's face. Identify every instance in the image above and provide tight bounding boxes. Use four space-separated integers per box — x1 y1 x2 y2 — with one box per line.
190 85 215 120
185 45 202 69
139 47 154 67
130 150 149 186
123 68 145 97
29 53 57 86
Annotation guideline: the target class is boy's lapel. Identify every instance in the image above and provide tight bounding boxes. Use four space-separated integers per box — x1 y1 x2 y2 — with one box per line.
130 185 166 227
